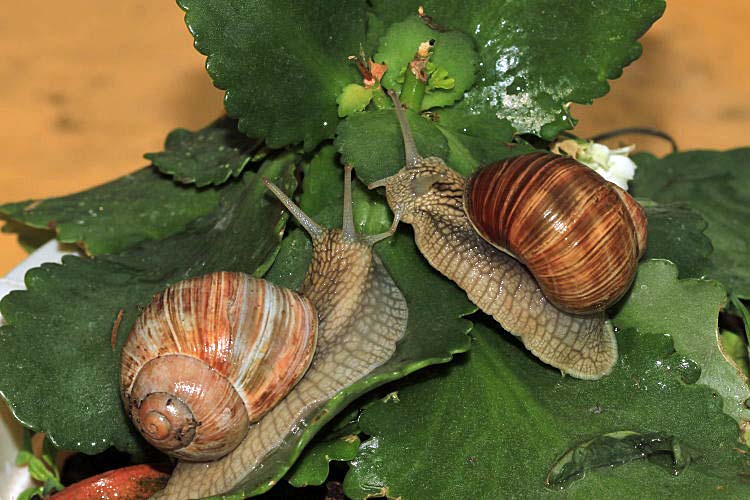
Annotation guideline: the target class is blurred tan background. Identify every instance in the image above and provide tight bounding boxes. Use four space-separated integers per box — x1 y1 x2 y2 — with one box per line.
1 1 749 275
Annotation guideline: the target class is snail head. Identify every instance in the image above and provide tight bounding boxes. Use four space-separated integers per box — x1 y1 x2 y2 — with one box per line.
368 90 465 225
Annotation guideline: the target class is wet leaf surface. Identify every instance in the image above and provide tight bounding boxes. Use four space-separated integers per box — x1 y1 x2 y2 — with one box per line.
639 201 713 279
344 318 750 499
371 0 665 138
0 168 218 256
145 117 263 187
178 0 366 149
613 260 749 425
632 149 750 299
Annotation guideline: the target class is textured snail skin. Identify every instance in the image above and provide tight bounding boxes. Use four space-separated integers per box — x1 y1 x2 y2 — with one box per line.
380 156 617 380
121 273 318 461
465 152 647 314
153 173 408 498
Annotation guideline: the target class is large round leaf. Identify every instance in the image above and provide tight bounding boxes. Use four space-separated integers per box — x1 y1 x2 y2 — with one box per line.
178 0 367 149
372 0 666 138
345 307 749 498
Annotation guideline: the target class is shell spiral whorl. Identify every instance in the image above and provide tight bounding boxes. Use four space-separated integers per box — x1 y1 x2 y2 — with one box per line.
120 272 318 461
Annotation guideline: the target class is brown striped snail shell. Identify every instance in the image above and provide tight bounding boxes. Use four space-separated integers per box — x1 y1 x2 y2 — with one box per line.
120 272 318 461
464 152 647 314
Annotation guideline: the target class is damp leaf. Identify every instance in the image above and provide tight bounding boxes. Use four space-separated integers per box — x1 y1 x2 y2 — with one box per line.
344 320 750 499
613 260 749 425
178 0 367 149
0 168 218 256
144 117 263 187
371 0 665 138
638 202 713 280
632 148 750 299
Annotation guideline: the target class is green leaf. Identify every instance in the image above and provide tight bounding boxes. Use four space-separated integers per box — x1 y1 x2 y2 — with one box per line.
15 449 33 467
632 149 750 298
427 65 455 91
0 167 218 256
639 201 713 279
17 486 43 500
144 117 263 187
178 0 367 150
335 101 533 187
375 17 478 110
0 155 297 455
345 320 750 499
613 260 749 426
721 329 749 380
209 146 474 497
335 109 449 185
337 84 374 118
264 229 312 291
372 0 665 138
287 434 361 487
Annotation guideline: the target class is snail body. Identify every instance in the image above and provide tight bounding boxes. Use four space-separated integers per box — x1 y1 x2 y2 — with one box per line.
122 167 407 499
368 91 646 379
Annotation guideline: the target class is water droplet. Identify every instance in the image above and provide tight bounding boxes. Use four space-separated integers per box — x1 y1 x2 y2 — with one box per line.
675 357 701 384
546 431 690 490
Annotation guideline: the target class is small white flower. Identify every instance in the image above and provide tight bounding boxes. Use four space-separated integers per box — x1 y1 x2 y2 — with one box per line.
551 139 638 191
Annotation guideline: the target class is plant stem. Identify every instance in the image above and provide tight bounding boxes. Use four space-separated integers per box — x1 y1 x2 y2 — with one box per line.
399 67 425 111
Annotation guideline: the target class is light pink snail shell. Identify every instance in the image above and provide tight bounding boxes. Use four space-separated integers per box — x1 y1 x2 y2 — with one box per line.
120 272 318 461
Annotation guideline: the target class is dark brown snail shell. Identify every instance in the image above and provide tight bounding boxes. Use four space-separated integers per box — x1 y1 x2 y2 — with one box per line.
464 152 647 314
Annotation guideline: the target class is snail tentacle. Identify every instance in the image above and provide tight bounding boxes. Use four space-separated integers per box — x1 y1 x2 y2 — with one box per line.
388 89 422 168
263 177 324 239
342 164 356 241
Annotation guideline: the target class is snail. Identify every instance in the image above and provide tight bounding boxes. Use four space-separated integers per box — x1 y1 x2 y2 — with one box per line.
367 90 646 379
121 166 407 498
120 273 319 461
